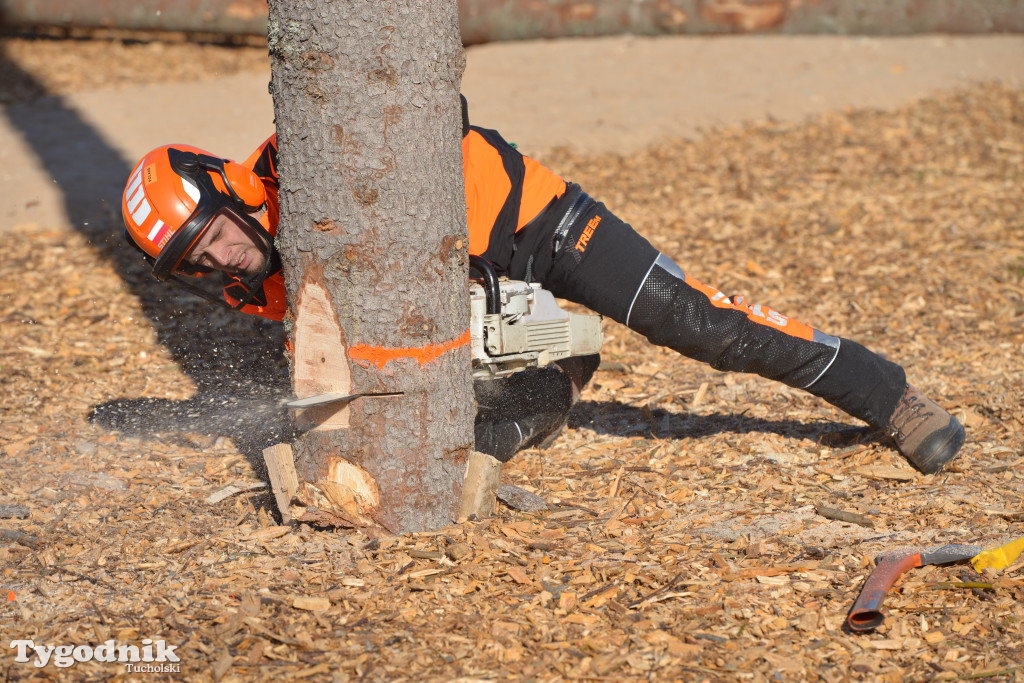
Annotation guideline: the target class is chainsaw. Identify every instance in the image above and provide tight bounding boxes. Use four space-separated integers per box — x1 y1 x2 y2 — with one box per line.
467 256 602 380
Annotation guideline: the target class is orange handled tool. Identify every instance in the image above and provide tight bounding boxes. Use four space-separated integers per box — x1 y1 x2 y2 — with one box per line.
846 543 983 632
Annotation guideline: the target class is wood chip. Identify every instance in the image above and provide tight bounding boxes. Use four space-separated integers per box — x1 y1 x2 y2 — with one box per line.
691 382 709 409
854 465 917 481
292 596 331 611
496 484 549 511
0 504 30 519
814 502 876 528
981 508 1024 521
506 567 531 584
722 566 809 582
248 526 291 541
458 451 502 521
1 529 40 548
755 574 790 586
205 480 267 504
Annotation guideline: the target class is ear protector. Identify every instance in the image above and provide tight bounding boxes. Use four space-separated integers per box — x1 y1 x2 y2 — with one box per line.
220 159 267 213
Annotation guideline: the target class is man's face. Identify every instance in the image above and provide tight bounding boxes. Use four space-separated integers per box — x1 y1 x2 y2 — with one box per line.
185 212 267 276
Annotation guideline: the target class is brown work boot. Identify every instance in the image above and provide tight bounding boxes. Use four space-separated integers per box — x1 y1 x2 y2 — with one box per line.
885 385 965 474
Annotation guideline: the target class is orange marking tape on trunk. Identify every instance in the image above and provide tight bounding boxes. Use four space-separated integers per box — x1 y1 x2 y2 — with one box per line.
348 329 471 369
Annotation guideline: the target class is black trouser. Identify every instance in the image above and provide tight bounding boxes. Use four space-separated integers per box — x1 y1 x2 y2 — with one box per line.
504 184 907 429
474 356 600 462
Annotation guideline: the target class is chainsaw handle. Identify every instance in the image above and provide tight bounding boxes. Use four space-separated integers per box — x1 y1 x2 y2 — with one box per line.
469 255 501 315
846 550 923 632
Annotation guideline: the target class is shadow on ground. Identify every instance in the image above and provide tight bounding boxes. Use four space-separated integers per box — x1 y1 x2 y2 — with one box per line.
89 390 885 480
570 398 883 448
1 38 292 467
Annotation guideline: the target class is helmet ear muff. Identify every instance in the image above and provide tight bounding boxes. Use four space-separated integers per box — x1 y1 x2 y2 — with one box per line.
170 149 266 213
221 162 266 212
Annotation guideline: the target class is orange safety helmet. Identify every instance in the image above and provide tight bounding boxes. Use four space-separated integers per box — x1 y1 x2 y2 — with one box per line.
122 144 278 309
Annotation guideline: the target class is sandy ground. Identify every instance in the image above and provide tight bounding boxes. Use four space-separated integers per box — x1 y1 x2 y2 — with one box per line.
1 33 1023 682
1 34 1022 231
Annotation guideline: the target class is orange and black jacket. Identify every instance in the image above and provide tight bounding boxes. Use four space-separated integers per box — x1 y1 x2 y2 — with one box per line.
227 96 566 321
460 97 566 265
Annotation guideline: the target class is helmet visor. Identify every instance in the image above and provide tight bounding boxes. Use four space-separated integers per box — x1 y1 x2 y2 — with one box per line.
156 205 279 312
182 208 271 277
152 200 270 281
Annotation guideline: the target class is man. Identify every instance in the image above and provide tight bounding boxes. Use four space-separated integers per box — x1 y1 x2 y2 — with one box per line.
122 97 965 473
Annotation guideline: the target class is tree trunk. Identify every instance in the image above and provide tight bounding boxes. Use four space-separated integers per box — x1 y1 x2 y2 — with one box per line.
267 1 473 533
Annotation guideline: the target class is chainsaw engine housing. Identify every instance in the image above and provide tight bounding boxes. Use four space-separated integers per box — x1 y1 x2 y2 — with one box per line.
469 279 602 379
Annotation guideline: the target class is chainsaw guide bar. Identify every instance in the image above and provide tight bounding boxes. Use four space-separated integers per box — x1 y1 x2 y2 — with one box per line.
282 392 402 409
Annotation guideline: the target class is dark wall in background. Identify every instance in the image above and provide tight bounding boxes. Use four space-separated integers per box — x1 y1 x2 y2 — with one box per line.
1 0 1022 43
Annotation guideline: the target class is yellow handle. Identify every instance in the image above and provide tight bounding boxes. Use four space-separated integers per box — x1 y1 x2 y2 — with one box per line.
971 536 1024 572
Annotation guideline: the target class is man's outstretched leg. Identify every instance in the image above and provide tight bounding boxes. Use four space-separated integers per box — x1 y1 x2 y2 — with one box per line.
620 253 965 473
512 186 964 473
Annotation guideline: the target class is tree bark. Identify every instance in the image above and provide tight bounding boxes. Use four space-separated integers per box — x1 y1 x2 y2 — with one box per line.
267 1 473 533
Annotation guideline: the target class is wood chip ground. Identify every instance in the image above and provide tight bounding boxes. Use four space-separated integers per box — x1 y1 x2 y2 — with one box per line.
1 39 1022 682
